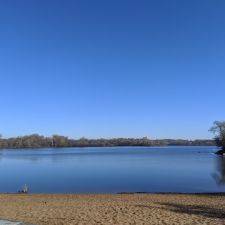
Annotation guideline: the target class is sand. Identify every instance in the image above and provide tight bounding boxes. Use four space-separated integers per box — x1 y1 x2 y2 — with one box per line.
0 194 224 225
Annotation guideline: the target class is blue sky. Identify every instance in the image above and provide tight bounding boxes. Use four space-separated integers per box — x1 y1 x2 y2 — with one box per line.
0 0 224 139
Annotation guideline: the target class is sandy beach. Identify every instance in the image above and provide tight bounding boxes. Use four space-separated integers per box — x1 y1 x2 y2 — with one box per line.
0 194 224 225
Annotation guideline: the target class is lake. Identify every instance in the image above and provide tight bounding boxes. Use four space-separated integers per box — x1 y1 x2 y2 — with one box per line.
0 146 225 193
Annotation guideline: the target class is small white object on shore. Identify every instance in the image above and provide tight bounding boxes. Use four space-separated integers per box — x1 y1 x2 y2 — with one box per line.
18 184 28 194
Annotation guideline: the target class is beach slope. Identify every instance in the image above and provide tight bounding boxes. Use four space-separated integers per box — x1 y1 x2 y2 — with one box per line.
0 194 224 225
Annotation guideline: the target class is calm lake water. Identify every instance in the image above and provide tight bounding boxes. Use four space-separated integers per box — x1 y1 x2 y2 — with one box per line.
0 146 225 193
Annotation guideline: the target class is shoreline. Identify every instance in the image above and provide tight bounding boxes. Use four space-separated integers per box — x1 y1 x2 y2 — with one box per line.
2 192 225 195
0 193 224 225
0 145 216 150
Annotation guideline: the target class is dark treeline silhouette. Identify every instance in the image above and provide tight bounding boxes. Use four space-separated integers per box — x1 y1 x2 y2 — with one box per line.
0 134 214 149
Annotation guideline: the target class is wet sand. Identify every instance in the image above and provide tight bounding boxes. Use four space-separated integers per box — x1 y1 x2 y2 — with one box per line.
0 194 224 225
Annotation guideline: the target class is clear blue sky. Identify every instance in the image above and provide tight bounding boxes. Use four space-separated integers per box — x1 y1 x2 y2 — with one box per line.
0 0 224 139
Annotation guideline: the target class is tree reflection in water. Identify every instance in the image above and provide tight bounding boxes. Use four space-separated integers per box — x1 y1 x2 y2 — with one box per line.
213 156 225 185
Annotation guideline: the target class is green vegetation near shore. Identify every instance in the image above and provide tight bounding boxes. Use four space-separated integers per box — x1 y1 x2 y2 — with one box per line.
0 134 214 149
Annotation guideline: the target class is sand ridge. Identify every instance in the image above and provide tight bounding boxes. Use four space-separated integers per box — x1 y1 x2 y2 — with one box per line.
0 194 224 225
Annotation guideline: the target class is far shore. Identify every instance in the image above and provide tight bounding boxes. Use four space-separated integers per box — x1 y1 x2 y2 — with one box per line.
0 144 217 150
0 134 215 149
0 193 224 225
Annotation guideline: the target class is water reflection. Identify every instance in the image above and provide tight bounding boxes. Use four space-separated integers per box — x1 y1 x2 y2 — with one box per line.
213 156 225 185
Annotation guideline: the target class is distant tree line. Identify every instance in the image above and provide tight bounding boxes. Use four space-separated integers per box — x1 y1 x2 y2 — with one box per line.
0 134 214 149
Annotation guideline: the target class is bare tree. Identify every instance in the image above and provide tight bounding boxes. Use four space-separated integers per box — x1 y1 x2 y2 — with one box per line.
210 121 225 154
